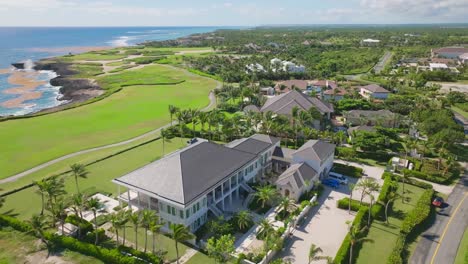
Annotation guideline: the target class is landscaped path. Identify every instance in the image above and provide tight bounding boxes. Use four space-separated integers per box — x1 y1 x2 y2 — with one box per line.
0 70 219 184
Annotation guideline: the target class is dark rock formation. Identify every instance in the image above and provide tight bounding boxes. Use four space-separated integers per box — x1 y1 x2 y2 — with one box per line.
11 63 25 69
51 77 101 101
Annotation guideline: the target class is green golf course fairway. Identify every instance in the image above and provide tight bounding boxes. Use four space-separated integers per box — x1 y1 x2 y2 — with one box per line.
0 64 217 179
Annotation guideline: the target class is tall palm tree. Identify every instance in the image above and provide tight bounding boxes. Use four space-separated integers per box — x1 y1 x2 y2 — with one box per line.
279 197 296 215
149 217 163 255
119 210 130 247
291 106 300 148
86 197 104 245
356 178 379 206
348 223 373 264
35 178 53 215
198 112 209 132
170 223 195 264
160 128 173 156
140 209 155 253
28 214 51 258
308 243 327 263
46 176 66 204
71 193 86 237
401 171 410 202
190 109 200 137
234 210 253 231
168 105 179 126
257 219 274 240
50 198 68 235
109 212 123 245
380 191 401 224
255 185 278 208
70 163 89 194
129 211 141 250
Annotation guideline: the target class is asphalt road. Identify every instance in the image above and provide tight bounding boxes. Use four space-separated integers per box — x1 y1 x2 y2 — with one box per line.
373 51 392 74
410 164 468 264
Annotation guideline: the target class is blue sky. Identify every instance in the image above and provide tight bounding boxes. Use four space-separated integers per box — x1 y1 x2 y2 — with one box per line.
0 0 467 26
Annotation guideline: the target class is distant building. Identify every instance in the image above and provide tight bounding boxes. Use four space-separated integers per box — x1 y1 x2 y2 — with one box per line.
459 53 468 64
429 63 449 71
260 87 275 96
323 88 347 101
270 58 306 73
361 39 381 46
359 84 390 100
245 63 266 74
432 47 468 59
274 80 309 93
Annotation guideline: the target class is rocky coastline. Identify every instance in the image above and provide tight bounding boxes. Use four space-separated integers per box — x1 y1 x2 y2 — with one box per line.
7 60 104 116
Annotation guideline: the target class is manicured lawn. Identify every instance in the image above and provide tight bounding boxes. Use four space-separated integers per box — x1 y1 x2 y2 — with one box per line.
186 252 216 264
0 227 103 264
454 227 468 264
355 183 425 264
0 138 186 220
0 64 217 179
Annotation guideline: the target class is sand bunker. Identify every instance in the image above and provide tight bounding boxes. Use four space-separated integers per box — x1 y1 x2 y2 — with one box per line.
0 70 47 108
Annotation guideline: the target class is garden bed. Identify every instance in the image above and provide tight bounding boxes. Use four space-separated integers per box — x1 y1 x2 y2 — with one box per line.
332 163 364 178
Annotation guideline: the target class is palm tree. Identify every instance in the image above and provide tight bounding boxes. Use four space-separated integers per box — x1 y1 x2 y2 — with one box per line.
291 106 300 148
170 223 195 264
255 185 278 208
70 163 89 194
348 183 356 214
140 209 155 253
308 243 327 263
168 105 179 126
348 223 373 264
380 192 401 224
198 112 209 132
160 128 173 156
119 210 130 247
356 178 379 206
129 211 141 250
35 178 52 215
149 217 163 255
279 197 296 215
71 193 86 237
401 171 410 202
367 194 375 227
257 219 274 240
190 108 200 137
50 198 68 235
109 213 123 245
86 197 104 245
234 210 253 231
28 214 52 258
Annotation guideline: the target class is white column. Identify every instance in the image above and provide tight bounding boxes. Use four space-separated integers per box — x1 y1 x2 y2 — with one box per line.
117 185 121 207
137 192 141 208
127 190 132 210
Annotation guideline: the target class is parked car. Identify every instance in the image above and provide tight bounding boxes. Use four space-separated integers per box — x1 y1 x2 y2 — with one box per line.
329 172 349 185
322 178 340 188
432 197 444 207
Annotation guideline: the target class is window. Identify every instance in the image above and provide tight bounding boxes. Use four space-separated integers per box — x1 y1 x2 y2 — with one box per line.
192 205 196 214
203 197 207 206
186 209 190 218
197 202 200 211
167 205 171 214
171 207 176 216
179 210 184 219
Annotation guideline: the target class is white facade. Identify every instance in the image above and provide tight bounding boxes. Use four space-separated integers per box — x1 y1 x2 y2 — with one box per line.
429 63 449 71
360 87 389 100
291 151 334 179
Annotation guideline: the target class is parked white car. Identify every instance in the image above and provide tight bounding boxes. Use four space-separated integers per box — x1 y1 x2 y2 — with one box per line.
328 172 348 185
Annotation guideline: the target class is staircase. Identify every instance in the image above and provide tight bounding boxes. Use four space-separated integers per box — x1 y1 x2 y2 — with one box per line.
243 193 256 207
208 204 223 217
240 182 254 193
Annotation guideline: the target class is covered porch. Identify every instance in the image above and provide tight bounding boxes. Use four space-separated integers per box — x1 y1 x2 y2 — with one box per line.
117 187 159 211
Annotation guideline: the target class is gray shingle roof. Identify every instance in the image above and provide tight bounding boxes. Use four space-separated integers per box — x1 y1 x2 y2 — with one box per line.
260 90 333 115
227 134 280 155
360 84 390 93
114 139 256 205
293 140 335 162
276 163 318 189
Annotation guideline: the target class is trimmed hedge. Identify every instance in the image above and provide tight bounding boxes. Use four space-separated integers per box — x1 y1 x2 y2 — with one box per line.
334 207 369 264
402 169 449 185
337 197 366 212
387 189 434 264
383 172 433 189
332 163 364 178
0 215 162 264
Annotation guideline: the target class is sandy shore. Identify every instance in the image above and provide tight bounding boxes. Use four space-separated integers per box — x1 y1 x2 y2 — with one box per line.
0 70 47 108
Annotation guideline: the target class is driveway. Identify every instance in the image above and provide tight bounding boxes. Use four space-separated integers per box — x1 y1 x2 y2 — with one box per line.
335 160 385 203
278 186 355 263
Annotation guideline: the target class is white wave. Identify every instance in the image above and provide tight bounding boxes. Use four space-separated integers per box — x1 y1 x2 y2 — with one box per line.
108 36 138 47
23 59 35 71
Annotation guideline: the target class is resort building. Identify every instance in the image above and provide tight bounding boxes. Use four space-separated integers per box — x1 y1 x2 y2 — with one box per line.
431 47 468 59
113 134 335 232
270 58 306 73
361 39 381 46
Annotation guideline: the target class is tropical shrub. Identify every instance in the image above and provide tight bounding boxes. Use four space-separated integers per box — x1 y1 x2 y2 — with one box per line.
334 207 369 264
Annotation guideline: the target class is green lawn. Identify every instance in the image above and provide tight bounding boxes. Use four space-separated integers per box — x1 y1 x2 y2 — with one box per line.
0 64 217 179
355 183 425 264
454 227 468 264
186 252 217 264
0 138 186 220
0 227 103 264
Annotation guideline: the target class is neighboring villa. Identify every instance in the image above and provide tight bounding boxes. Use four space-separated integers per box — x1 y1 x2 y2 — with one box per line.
274 79 338 94
270 58 306 73
359 84 390 100
345 109 398 128
245 63 266 74
248 89 334 125
429 63 449 71
113 134 335 232
431 47 468 59
361 39 381 46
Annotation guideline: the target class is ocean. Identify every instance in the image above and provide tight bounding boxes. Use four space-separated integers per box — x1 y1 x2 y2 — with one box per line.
0 27 225 116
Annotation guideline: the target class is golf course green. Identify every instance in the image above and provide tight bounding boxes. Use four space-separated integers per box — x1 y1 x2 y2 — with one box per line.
0 63 217 179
